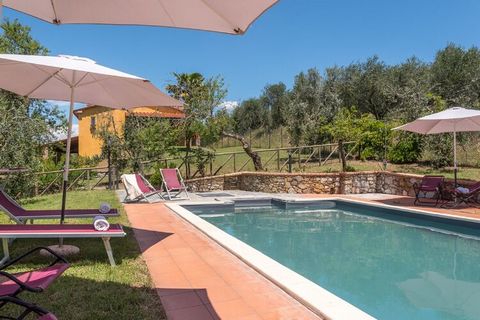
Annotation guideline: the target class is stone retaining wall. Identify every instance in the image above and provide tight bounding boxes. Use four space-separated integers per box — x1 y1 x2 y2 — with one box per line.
186 171 428 196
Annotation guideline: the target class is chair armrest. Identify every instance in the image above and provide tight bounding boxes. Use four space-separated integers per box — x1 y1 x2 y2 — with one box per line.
0 246 68 270
412 182 420 193
0 270 43 293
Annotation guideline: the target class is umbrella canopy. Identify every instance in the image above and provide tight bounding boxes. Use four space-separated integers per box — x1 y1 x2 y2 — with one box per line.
394 107 480 134
0 53 182 222
2 0 279 35
0 54 181 108
394 107 480 185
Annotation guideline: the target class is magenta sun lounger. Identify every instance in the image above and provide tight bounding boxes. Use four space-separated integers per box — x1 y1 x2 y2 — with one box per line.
0 247 68 298
0 224 126 267
160 168 190 200
0 189 119 224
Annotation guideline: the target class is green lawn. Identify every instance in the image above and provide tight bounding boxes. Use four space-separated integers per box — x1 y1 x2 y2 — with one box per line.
1 190 165 320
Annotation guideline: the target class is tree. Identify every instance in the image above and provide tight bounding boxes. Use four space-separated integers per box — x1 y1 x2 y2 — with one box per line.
431 44 480 107
285 68 325 146
232 98 266 134
260 82 289 129
166 72 227 177
95 112 179 173
0 20 65 196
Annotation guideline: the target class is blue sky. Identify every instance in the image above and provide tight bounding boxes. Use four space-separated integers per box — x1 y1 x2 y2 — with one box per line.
3 0 480 118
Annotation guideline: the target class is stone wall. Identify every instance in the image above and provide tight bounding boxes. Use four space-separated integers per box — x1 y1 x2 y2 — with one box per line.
186 171 429 196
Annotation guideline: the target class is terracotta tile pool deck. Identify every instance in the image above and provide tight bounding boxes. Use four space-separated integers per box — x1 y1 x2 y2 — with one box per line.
125 194 480 320
124 202 321 320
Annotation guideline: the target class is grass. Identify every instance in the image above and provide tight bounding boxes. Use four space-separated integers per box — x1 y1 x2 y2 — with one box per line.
1 190 165 320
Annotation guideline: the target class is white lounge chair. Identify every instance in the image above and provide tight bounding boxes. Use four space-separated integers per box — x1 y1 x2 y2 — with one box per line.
121 173 163 203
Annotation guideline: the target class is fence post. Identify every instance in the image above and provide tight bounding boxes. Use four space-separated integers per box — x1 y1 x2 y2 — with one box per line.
277 150 280 171
209 158 213 176
318 146 322 166
233 153 236 172
298 147 301 168
288 151 292 173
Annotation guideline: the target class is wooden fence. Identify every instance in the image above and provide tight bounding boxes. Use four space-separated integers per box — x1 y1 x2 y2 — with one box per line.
2 141 357 196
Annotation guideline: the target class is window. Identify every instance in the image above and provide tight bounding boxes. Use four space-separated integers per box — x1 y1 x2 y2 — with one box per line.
90 116 96 134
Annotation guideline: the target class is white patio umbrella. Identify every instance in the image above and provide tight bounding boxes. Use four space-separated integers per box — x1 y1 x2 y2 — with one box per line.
0 53 182 223
1 0 279 35
394 107 480 185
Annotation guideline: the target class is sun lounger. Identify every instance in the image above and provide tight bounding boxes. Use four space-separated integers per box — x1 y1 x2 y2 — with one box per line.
0 189 119 224
160 168 190 200
413 175 444 206
121 174 163 203
0 246 68 300
446 181 480 208
0 296 57 320
0 224 126 267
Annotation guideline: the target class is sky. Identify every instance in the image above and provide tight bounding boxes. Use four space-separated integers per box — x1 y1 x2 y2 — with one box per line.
3 0 480 119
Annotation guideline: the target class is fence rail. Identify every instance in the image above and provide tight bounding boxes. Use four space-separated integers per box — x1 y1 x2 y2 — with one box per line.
1 141 357 196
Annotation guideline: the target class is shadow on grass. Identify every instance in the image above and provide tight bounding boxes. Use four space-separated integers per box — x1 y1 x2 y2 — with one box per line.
2 275 166 320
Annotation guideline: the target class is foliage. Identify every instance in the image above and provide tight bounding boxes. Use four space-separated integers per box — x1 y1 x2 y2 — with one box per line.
95 113 178 173
388 133 422 164
166 72 227 176
0 20 66 196
232 98 266 134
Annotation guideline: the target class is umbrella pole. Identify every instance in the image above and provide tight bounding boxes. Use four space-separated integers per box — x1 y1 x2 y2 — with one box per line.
60 84 75 225
453 129 457 188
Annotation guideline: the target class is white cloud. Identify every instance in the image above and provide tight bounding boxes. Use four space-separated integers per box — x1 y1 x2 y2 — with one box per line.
53 124 79 141
219 100 239 112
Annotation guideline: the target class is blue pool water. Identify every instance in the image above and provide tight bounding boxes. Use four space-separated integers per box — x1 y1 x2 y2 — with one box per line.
187 201 480 320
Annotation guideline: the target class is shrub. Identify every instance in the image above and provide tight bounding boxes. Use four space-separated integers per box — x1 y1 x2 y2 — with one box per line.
388 133 422 164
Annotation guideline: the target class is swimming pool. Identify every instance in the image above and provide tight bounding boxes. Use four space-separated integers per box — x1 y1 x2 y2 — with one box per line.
183 199 480 320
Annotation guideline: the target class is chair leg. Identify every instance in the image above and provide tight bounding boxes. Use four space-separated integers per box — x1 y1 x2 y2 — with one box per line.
0 238 10 266
102 237 116 267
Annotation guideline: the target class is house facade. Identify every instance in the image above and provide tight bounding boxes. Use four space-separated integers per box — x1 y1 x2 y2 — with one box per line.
73 105 185 158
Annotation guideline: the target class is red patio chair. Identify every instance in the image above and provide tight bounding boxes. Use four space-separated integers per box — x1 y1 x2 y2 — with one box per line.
0 189 119 224
0 247 68 302
0 296 57 320
160 169 190 200
413 175 444 206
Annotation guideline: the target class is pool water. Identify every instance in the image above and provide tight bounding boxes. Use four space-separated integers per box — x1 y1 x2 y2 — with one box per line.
189 201 480 320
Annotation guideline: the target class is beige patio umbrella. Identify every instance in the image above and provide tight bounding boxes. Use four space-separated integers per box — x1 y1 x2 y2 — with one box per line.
0 53 182 225
1 0 279 35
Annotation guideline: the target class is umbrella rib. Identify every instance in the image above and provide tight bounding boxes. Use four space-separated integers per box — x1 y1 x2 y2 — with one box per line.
155 0 176 27
49 0 60 24
25 68 64 97
73 73 90 87
88 73 121 107
198 0 239 32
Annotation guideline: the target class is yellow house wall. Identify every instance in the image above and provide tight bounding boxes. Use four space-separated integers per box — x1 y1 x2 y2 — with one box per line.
76 105 184 158
77 107 126 158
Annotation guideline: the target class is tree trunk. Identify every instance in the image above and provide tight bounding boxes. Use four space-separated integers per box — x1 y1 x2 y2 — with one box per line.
222 132 264 171
338 139 347 172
